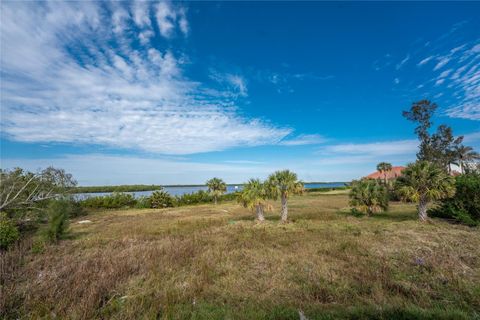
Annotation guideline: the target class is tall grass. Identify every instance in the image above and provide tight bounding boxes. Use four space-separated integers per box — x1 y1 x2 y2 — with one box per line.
2 193 479 319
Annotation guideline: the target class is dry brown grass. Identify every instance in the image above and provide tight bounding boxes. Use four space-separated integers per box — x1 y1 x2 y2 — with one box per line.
2 193 479 319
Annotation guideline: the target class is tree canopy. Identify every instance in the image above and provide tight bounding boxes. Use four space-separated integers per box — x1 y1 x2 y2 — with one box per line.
0 167 76 216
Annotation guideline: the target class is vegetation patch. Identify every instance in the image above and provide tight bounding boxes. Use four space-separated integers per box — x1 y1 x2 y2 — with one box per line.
2 193 479 319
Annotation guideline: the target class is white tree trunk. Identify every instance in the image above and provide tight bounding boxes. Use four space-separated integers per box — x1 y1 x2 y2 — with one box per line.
418 198 428 222
256 205 265 222
214 195 217 205
281 193 288 222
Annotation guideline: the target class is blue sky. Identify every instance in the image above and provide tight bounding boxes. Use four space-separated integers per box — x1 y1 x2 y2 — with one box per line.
1 1 479 185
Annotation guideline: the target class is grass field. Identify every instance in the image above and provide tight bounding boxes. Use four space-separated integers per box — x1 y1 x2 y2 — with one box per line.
2 192 480 319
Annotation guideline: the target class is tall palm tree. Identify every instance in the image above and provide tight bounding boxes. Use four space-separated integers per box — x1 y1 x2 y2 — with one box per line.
376 162 393 185
237 179 272 222
267 170 304 222
206 177 227 205
396 161 455 221
454 145 480 174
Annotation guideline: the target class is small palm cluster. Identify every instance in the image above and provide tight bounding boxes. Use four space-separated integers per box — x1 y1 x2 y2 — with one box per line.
350 161 457 222
349 179 389 216
238 170 304 223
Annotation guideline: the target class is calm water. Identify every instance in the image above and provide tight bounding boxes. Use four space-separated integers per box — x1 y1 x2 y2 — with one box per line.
74 182 347 199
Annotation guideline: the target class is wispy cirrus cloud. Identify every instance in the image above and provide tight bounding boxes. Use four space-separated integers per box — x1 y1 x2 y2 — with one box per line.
396 54 410 70
279 134 327 146
0 1 290 155
417 55 435 66
208 70 248 97
319 140 418 157
411 23 480 121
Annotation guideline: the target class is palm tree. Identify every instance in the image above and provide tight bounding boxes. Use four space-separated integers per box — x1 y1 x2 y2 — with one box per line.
206 177 227 205
396 161 455 221
266 170 304 222
237 179 272 222
349 179 389 216
376 162 393 185
454 145 480 174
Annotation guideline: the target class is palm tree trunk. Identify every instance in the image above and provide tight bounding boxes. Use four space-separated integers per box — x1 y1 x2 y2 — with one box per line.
256 205 265 222
281 193 288 222
460 162 464 174
418 198 428 222
214 195 217 205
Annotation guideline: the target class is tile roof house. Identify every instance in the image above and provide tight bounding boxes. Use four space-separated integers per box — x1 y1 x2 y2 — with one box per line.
365 166 406 180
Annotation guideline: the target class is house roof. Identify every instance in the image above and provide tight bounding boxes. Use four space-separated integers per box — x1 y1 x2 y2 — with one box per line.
365 166 406 180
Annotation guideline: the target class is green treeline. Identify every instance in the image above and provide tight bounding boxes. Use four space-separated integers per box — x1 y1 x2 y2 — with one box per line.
79 189 239 209
71 183 347 194
70 184 164 193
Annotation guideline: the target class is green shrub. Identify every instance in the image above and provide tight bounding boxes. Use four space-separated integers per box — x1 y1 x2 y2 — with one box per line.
349 179 389 215
0 215 20 250
31 237 46 254
44 199 71 243
220 192 239 201
150 189 175 208
430 172 480 226
135 196 152 209
305 186 349 193
67 197 87 217
77 190 238 210
175 190 212 206
80 192 136 209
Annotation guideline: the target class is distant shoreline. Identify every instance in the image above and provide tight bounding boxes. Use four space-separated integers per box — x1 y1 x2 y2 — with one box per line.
71 182 349 194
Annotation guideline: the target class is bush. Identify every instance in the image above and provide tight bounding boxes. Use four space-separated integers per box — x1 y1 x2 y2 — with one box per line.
80 192 136 209
175 190 212 206
306 186 349 193
349 179 389 215
67 197 87 217
134 196 152 209
77 189 239 210
150 190 175 208
430 172 480 226
0 215 20 250
220 192 239 202
44 199 70 243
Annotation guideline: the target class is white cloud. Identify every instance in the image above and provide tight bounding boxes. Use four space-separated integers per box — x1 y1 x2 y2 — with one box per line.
132 1 151 28
209 70 248 97
155 2 175 38
413 30 479 121
154 1 188 38
320 140 418 157
442 42 480 120
396 54 410 70
433 56 451 71
0 154 273 185
463 131 480 144
0 153 395 185
279 134 327 146
0 1 290 155
418 55 435 66
226 74 248 97
439 69 453 78
446 104 480 120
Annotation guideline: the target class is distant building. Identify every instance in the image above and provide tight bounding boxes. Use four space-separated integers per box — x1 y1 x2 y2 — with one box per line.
365 166 406 180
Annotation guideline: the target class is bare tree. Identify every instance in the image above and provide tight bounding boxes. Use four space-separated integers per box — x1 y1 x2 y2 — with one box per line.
0 167 76 214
